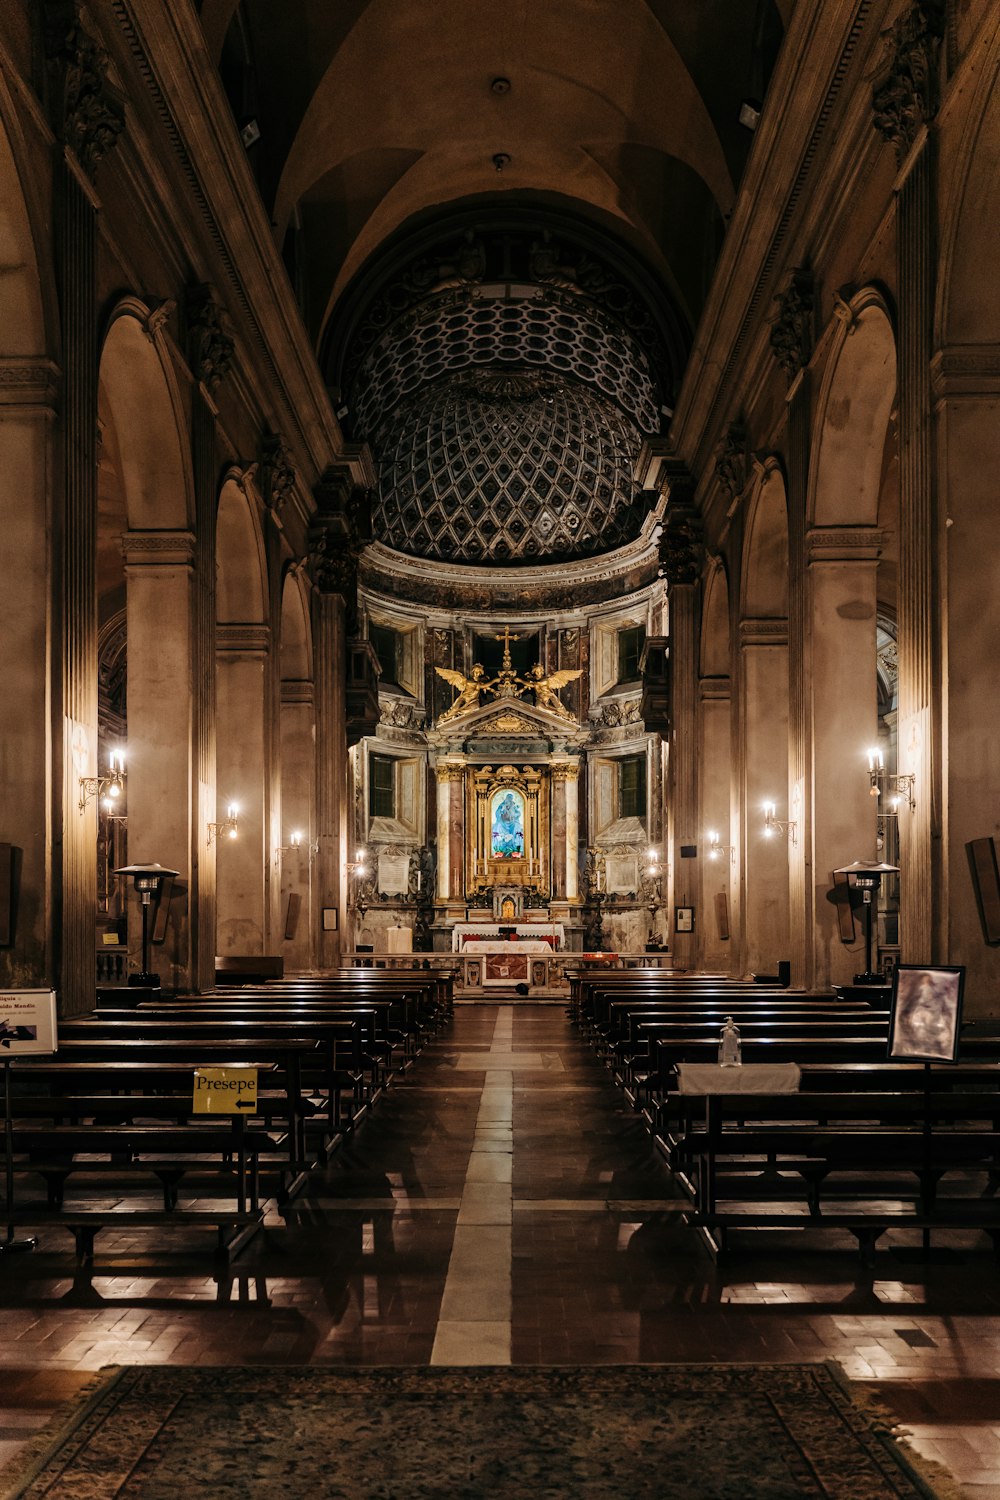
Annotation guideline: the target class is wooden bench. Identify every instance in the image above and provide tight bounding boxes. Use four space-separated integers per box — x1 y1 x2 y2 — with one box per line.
215 955 284 983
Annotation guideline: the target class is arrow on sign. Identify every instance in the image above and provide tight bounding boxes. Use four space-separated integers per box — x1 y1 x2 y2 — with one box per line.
235 1099 255 1109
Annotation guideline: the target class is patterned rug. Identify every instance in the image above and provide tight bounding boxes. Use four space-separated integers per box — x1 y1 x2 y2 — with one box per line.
0 1364 954 1500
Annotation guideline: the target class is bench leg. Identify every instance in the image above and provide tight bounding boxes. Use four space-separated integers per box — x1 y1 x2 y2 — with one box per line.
72 1226 97 1265
153 1170 183 1212
852 1225 885 1267
42 1172 67 1210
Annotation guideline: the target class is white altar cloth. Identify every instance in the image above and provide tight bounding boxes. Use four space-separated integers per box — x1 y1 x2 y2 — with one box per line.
452 922 564 952
676 1062 801 1095
460 939 551 955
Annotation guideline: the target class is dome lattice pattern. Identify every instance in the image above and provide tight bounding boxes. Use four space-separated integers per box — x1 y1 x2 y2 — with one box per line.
372 372 647 564
353 291 659 438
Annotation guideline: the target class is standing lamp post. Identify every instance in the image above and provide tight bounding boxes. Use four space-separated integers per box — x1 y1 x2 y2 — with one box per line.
113 863 179 988
834 859 899 985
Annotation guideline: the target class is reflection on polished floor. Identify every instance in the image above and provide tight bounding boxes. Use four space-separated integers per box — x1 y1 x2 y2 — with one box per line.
3 1004 1000 1495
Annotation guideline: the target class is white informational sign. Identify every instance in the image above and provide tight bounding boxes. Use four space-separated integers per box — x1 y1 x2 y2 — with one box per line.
0 989 58 1055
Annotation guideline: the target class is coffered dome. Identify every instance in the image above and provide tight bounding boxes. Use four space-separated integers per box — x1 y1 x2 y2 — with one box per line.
372 371 648 564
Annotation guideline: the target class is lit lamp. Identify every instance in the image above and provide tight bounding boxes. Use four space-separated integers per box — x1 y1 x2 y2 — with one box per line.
347 848 370 917
707 830 734 863
79 748 126 813
208 804 239 845
113 862 179 989
833 858 899 986
763 801 797 844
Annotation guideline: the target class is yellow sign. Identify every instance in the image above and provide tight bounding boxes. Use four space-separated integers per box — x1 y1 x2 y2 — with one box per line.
192 1067 258 1114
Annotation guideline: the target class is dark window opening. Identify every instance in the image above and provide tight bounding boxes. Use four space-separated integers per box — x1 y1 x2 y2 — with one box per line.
618 625 645 683
618 755 646 820
369 754 395 818
370 623 401 686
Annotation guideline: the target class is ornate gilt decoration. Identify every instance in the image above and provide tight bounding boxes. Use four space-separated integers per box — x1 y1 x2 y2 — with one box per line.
45 3 125 179
769 268 815 379
434 627 581 724
185 283 234 391
483 711 539 736
715 421 749 503
872 1 945 163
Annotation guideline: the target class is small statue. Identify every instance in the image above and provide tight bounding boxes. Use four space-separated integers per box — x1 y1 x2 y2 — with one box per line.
435 663 491 722
521 664 582 718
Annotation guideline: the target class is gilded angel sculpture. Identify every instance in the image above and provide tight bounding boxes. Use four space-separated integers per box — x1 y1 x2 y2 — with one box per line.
522 664 582 718
435 663 491 722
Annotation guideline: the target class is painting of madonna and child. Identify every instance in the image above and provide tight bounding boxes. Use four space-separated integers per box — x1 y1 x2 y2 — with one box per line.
888 965 965 1063
491 790 525 860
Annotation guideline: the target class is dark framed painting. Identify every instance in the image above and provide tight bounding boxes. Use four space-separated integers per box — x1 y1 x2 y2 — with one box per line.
888 964 965 1062
674 906 694 933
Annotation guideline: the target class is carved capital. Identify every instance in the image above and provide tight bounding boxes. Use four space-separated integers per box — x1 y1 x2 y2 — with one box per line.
309 468 372 626
216 622 270 656
435 762 466 784
769 268 814 379
715 420 749 503
185 283 234 392
549 761 580 782
45 3 125 179
121 529 196 567
872 1 945 163
657 472 703 586
260 431 296 514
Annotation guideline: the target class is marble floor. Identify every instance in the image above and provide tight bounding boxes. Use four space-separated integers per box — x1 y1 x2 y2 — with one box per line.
2 1003 1000 1495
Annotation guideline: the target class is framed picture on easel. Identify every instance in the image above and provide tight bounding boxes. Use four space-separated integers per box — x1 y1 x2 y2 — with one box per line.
887 965 964 1062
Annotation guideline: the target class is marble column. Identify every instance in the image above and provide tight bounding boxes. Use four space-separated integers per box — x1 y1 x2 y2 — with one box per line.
123 530 197 989
698 675 732 971
549 763 569 899
215 623 269 956
56 157 100 1016
279 680 316 974
435 764 452 902
0 360 59 991
740 620 790 974
806 529 882 987
667 580 700 970
564 763 580 901
896 139 939 961
313 588 346 970
447 768 466 903
785 378 812 987
189 391 218 991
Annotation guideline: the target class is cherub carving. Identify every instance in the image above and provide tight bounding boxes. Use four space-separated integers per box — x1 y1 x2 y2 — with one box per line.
522 664 582 719
435 663 491 722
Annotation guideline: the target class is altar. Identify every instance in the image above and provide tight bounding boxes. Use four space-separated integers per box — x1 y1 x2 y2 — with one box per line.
451 922 565 952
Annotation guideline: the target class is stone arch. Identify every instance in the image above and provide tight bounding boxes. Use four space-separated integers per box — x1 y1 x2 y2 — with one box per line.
700 558 731 678
216 476 269 626
99 303 192 531
940 32 1000 347
811 291 896 529
741 462 788 619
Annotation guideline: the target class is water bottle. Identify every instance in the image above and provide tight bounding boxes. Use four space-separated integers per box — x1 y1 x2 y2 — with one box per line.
718 1015 742 1067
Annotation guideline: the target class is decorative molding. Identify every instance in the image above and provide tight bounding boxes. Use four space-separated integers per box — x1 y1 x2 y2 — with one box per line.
871 0 945 163
260 430 296 513
281 679 314 706
715 420 749 502
435 762 466 783
930 345 1000 400
478 711 540 736
0 358 60 408
589 699 642 728
216 622 270 655
549 761 581 782
379 699 425 730
658 505 703 587
769 267 815 378
185 282 234 391
739 617 788 646
807 527 888 560
46 3 125 179
121 529 195 567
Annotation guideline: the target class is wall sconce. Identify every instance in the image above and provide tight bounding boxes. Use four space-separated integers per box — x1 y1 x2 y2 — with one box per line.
113 861 178 988
763 801 797 845
867 747 916 811
208 803 239 845
79 748 126 813
275 829 318 860
707 830 735 863
834 858 899 985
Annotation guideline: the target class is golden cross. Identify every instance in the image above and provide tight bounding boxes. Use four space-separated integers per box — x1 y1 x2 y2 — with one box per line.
493 624 521 672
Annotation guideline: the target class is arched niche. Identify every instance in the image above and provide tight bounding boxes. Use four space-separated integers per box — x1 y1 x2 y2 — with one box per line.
941 54 1000 346
741 465 788 620
811 295 896 529
700 560 731 679
0 104 46 355
98 308 192 532
217 477 268 626
280 568 313 682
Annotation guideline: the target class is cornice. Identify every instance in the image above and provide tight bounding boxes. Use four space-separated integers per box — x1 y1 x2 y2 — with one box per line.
0 358 60 410
121 528 195 566
931 344 1000 400
739 617 788 647
807 526 888 561
216 622 270 655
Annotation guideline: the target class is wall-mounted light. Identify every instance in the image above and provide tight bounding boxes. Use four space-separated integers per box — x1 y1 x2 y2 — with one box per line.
867 747 916 811
707 830 735 864
275 829 317 860
79 748 126 813
208 803 239 845
763 801 797 845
